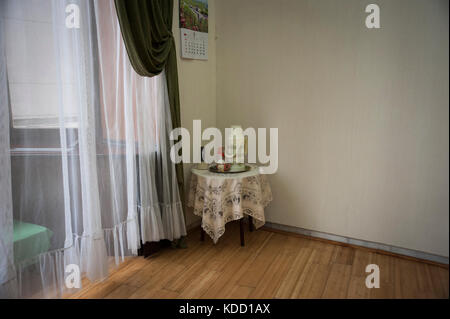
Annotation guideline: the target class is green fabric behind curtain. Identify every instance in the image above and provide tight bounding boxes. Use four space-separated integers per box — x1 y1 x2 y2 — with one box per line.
114 0 185 216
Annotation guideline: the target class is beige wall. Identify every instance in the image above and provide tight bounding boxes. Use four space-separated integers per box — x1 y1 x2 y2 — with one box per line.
215 0 449 256
173 0 216 227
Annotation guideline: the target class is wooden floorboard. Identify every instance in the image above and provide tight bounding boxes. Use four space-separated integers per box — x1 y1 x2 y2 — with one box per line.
66 221 449 299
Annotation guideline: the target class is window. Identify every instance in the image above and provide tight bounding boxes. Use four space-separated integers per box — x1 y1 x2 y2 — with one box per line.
3 0 78 130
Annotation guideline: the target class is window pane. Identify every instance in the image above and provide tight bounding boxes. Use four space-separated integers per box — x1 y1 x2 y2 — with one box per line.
3 0 78 129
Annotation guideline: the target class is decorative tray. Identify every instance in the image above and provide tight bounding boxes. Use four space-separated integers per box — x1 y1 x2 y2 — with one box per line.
208 164 252 174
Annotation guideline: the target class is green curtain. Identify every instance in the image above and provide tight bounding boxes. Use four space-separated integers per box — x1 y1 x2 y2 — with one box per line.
114 0 185 217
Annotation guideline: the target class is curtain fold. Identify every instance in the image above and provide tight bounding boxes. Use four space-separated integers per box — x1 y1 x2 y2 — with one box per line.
114 0 184 208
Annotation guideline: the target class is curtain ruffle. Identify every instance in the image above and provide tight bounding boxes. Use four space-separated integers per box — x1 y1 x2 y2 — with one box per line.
140 202 187 243
161 202 187 241
11 215 142 298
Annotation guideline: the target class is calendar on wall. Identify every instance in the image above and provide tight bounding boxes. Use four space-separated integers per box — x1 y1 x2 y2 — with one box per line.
180 0 208 60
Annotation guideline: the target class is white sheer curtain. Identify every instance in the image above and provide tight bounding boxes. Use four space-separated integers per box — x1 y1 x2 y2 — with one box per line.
94 0 186 245
0 17 17 298
0 0 186 298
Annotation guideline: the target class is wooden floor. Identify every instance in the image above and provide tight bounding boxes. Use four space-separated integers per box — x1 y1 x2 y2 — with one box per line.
68 222 449 299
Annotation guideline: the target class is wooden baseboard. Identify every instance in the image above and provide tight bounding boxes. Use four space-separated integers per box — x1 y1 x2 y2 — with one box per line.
262 222 449 269
187 218 448 268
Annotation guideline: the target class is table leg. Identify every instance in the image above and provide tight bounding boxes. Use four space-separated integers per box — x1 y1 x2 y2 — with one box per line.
200 227 205 242
240 218 245 246
248 216 254 232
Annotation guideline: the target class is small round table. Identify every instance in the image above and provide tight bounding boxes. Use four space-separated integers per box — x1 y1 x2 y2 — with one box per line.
187 165 272 246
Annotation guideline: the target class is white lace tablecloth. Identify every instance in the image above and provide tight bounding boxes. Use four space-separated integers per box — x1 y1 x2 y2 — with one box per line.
187 166 272 243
